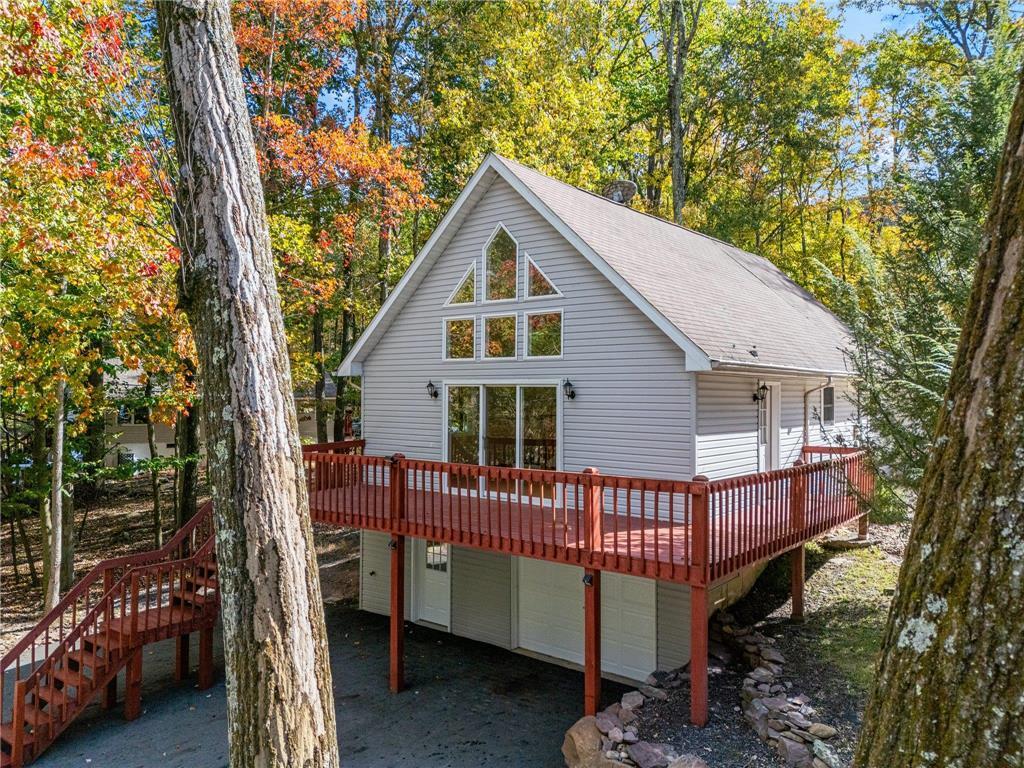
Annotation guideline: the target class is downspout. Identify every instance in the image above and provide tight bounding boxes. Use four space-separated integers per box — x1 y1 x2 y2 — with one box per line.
803 376 833 448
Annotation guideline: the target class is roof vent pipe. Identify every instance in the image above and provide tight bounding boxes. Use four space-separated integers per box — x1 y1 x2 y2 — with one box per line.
601 180 638 205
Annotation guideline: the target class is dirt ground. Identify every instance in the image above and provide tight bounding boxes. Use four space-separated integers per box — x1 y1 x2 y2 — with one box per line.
0 473 361 657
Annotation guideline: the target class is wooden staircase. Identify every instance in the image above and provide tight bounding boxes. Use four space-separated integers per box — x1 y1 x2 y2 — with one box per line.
0 504 219 767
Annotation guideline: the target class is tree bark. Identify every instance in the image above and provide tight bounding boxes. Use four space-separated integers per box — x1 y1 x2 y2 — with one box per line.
312 308 328 443
174 371 200 530
854 73 1024 767
43 381 64 611
31 417 51 597
157 3 339 766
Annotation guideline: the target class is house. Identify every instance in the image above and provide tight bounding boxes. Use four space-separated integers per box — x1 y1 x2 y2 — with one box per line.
324 154 866 721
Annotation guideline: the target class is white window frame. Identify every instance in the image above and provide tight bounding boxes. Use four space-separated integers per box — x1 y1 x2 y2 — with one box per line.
482 312 519 360
524 253 562 299
821 385 835 427
441 315 477 361
444 262 477 306
482 222 519 304
524 308 564 360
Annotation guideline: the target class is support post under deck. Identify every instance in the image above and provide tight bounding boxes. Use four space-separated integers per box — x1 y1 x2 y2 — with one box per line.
583 568 601 716
689 585 709 727
389 533 405 693
124 648 143 721
175 634 190 682
198 626 214 690
790 544 805 621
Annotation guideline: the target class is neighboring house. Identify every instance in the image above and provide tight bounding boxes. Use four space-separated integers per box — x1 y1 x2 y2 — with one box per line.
336 155 862 689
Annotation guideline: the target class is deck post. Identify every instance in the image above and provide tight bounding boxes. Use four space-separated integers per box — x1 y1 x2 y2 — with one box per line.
389 533 405 693
124 647 143 721
790 544 805 620
790 459 806 540
390 453 406 528
175 634 190 682
198 626 214 690
103 676 117 709
583 568 601 715
12 679 26 766
690 475 710 727
582 468 603 557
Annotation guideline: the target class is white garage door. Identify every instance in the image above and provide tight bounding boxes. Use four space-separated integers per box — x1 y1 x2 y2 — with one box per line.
516 558 656 681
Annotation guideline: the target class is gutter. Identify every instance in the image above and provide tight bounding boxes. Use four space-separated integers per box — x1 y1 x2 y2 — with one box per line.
710 359 850 378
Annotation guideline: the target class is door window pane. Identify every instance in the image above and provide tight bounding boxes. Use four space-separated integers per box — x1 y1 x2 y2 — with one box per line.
484 315 516 359
425 540 449 572
447 386 480 465
445 318 475 359
521 386 557 499
526 311 562 357
485 386 516 493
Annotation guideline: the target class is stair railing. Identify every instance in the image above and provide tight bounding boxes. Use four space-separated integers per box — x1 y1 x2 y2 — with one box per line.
1 502 214 724
5 532 218 765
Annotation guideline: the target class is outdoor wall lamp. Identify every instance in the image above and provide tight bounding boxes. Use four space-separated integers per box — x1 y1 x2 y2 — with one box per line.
752 383 768 403
426 381 439 399
563 378 576 400
582 573 594 586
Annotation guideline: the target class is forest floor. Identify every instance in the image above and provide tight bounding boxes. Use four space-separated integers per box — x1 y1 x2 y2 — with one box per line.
0 472 361 657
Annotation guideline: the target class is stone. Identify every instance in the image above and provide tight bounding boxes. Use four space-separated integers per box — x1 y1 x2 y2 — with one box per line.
621 691 646 711
595 711 618 734
708 640 733 663
757 683 771 693
623 728 639 744
609 727 624 743
605 702 622 717
792 729 816 742
789 694 811 705
667 758 709 768
808 723 837 739
762 696 790 712
562 716 631 768
640 685 669 701
768 719 787 731
770 684 786 694
787 711 813 729
627 742 677 768
618 707 638 726
777 736 814 768
749 667 775 683
761 647 786 664
813 759 829 768
821 536 872 550
812 739 843 768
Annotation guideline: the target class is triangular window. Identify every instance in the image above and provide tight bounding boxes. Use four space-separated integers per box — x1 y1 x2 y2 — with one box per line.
526 255 560 298
446 263 476 305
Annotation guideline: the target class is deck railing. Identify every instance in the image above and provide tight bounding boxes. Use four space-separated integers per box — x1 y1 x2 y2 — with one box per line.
303 446 871 586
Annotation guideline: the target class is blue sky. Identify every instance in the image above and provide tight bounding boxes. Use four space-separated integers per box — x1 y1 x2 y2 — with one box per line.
830 1 912 41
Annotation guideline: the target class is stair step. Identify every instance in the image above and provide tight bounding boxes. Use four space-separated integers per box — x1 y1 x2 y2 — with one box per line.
49 665 95 690
186 572 218 589
175 588 213 606
35 684 72 708
21 704 57 733
65 647 111 671
0 721 35 747
104 605 196 635
82 630 126 650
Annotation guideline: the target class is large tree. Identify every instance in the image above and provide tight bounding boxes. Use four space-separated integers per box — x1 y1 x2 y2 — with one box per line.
854 66 1024 766
156 2 339 765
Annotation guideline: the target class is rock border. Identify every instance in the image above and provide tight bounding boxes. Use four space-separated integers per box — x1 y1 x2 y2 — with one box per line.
714 612 844 768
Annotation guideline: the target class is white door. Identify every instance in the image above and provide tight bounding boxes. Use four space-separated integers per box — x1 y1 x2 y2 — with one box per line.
757 382 782 471
415 539 450 628
516 559 657 680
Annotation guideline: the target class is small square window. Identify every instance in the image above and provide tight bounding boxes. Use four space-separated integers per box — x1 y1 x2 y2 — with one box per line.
484 315 517 359
526 311 562 357
445 318 475 359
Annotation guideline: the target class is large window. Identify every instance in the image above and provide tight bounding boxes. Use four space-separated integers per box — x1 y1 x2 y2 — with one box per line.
445 384 559 496
484 226 518 301
444 318 475 359
526 311 562 358
483 315 517 359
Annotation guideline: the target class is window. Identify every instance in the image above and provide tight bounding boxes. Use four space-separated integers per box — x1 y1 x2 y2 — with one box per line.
444 318 475 359
483 315 517 359
758 392 768 446
484 225 518 301
425 540 449 572
525 255 560 298
447 386 480 465
447 263 475 305
822 386 835 426
117 405 149 425
526 311 562 357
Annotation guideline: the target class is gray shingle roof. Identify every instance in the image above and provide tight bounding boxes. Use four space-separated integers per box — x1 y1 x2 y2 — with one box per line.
495 155 851 374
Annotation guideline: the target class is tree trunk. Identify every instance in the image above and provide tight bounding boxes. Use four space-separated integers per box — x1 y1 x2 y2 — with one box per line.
666 0 686 224
59 489 74 591
146 378 163 547
43 381 64 611
157 4 339 766
175 357 200 530
312 308 328 443
31 417 51 597
854 73 1024 767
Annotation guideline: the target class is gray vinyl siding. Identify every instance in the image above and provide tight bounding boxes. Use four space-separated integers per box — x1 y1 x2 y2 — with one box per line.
358 531 411 619
359 176 694 480
451 548 513 648
695 374 759 480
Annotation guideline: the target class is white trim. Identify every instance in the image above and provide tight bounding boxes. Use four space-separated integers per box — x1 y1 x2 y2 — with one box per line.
524 308 564 360
482 222 519 303
481 312 519 360
337 154 714 375
524 253 563 299
412 538 452 630
821 385 836 427
710 360 852 377
441 315 477 361
444 262 477 306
